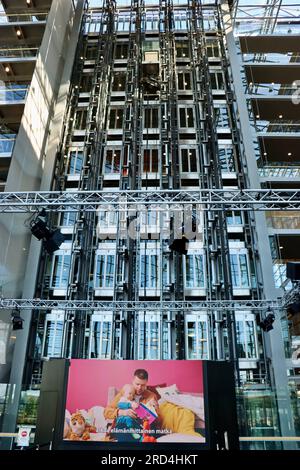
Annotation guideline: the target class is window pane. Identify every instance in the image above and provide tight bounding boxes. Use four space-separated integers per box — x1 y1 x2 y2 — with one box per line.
194 255 204 287
240 254 249 287
101 322 111 358
236 320 246 358
106 255 115 287
230 254 239 287
186 255 194 288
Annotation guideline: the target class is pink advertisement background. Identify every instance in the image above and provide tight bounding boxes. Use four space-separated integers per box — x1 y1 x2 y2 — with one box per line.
66 360 203 413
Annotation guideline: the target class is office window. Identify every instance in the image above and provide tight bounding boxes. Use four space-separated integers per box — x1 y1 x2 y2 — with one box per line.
230 251 250 288
226 211 243 226
98 210 118 228
210 71 224 90
140 244 168 289
179 107 194 128
185 253 205 288
180 148 197 173
138 312 160 360
143 149 159 173
144 107 159 128
178 72 192 90
215 106 230 127
86 44 98 60
67 148 84 175
89 313 113 359
60 210 77 227
235 312 258 359
176 42 189 58
104 149 121 174
185 313 209 359
218 147 235 172
207 41 220 58
94 251 115 288
75 108 88 129
108 108 123 129
112 72 126 91
115 43 129 59
50 251 71 288
80 74 93 92
42 311 65 358
117 15 130 31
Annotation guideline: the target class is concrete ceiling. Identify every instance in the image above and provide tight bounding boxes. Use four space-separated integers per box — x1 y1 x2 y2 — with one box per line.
252 99 300 121
0 23 46 45
1 0 52 13
240 35 300 54
258 136 300 163
245 64 300 84
0 61 35 81
0 103 24 124
276 235 300 260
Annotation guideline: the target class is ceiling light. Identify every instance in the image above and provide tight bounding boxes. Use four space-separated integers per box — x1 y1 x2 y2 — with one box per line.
5 66 10 73
263 152 267 156
288 152 292 156
16 29 22 37
279 114 283 119
256 115 260 119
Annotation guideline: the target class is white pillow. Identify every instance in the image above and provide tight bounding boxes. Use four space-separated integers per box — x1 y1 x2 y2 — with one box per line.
156 384 179 397
88 406 107 433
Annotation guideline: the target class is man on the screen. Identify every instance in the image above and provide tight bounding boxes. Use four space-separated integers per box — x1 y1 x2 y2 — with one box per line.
104 368 159 440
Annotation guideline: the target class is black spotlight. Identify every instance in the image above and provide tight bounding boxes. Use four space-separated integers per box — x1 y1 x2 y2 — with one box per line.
257 310 275 332
30 210 65 254
44 229 66 254
11 311 24 331
169 236 189 255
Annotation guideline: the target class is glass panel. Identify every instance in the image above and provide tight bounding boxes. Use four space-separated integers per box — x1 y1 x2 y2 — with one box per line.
240 254 250 287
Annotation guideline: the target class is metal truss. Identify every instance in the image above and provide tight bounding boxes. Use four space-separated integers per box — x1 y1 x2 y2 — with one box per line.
0 189 300 212
282 282 300 308
0 298 282 311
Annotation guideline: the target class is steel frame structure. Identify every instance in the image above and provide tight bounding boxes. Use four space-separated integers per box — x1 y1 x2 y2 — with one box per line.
0 298 282 311
0 189 300 212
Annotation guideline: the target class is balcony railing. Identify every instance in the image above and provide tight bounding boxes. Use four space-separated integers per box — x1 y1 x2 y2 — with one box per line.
267 214 300 231
245 83 296 97
256 121 300 134
0 12 48 24
243 53 300 65
0 46 39 59
259 166 300 179
0 85 28 102
0 134 16 154
273 262 293 290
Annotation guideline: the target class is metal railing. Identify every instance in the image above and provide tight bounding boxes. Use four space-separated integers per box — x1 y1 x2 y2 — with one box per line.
246 83 297 96
0 135 16 154
0 86 28 102
0 12 48 24
256 121 300 133
259 166 300 179
243 53 300 65
0 46 39 58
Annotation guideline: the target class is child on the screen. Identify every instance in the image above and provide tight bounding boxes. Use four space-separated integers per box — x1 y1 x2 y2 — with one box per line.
113 384 143 441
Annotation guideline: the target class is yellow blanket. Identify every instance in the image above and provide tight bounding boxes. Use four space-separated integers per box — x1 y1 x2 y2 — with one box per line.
159 402 202 437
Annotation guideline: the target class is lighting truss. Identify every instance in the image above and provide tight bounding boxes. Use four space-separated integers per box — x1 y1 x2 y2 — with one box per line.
0 189 300 212
0 298 282 311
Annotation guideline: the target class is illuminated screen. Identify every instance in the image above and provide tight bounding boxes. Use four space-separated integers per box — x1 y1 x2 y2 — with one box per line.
63 360 205 444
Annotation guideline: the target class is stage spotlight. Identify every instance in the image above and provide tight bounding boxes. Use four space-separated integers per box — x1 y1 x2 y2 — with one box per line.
44 229 66 254
30 210 65 254
257 310 275 332
169 236 189 255
11 311 24 331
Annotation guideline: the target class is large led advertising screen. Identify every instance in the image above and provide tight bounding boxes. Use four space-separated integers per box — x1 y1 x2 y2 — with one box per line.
63 360 205 444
